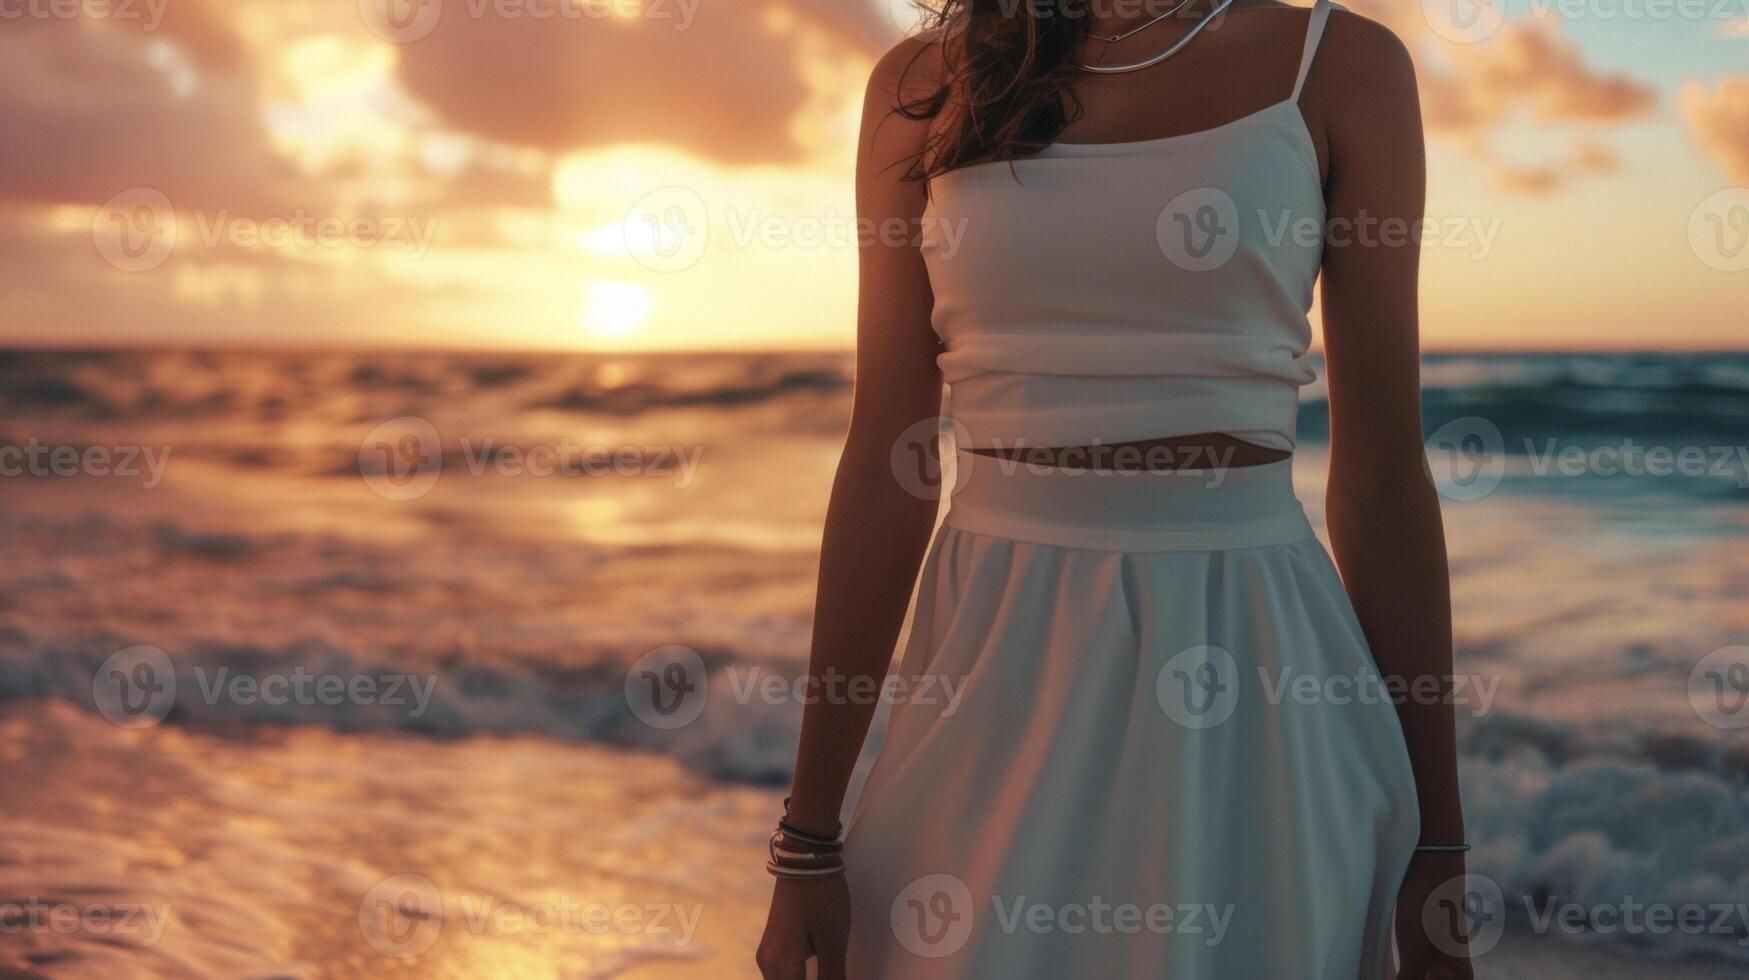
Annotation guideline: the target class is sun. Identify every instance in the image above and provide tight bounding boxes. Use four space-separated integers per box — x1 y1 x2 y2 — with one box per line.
580 281 653 338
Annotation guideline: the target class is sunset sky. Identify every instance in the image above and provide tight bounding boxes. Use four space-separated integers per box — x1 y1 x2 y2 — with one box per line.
1 0 1744 351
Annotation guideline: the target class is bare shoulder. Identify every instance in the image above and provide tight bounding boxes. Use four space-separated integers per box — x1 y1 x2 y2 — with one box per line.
858 34 944 193
867 31 946 107
859 32 951 181
1304 4 1421 147
1318 6 1418 99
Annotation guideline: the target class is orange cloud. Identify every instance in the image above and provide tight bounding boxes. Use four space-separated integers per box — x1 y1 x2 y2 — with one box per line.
393 1 891 163
1569 139 1618 174
1681 77 1749 184
1420 21 1656 131
1344 7 1655 195
1487 163 1562 196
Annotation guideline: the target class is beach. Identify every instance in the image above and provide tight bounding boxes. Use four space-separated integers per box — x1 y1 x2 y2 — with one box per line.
2 347 1747 977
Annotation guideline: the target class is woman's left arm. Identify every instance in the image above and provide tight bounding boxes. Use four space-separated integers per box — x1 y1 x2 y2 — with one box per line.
1310 11 1471 979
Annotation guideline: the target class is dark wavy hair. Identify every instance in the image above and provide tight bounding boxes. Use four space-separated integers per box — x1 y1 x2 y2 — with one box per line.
896 0 1093 181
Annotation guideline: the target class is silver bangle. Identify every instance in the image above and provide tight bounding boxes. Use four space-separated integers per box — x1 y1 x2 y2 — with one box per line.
1415 843 1471 853
770 830 841 864
767 860 846 879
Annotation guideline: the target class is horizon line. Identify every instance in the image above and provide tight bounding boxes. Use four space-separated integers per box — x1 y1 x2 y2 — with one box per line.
3 339 1747 357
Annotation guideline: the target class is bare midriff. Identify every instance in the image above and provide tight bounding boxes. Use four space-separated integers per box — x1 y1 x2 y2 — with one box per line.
966 433 1290 471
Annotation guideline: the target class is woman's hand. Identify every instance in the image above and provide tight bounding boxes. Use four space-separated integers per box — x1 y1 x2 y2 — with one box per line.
1394 851 1476 980
756 874 852 980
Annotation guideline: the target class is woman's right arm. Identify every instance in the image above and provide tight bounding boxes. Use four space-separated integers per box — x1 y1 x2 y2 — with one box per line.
755 36 945 980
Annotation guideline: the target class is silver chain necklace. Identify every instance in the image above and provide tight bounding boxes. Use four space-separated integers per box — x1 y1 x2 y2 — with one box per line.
1076 0 1236 74
1088 0 1194 43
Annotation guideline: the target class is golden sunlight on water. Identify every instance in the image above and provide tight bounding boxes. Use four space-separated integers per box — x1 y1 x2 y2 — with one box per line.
0 702 779 978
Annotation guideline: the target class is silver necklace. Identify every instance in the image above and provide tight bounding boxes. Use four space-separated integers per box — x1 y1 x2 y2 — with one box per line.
1075 0 1236 74
1088 0 1194 44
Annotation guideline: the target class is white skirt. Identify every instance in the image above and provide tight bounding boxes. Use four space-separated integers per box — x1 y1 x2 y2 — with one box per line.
843 451 1420 979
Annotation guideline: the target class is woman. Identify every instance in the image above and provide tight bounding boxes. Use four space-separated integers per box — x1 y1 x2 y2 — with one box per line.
758 1 1470 976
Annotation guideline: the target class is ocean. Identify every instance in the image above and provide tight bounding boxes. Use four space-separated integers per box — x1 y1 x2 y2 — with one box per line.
1 347 1747 977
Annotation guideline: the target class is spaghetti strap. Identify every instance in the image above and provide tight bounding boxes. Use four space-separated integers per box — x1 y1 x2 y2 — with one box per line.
1291 0 1339 102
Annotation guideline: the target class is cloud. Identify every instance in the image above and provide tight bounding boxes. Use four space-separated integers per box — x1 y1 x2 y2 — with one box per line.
392 1 896 164
1338 4 1656 195
1482 138 1615 196
1488 163 1562 196
1680 77 1749 184
0 20 299 211
118 0 249 71
1569 139 1618 174
1419 21 1656 132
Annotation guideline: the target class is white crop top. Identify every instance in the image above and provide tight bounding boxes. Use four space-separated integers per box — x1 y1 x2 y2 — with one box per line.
920 1 1338 452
